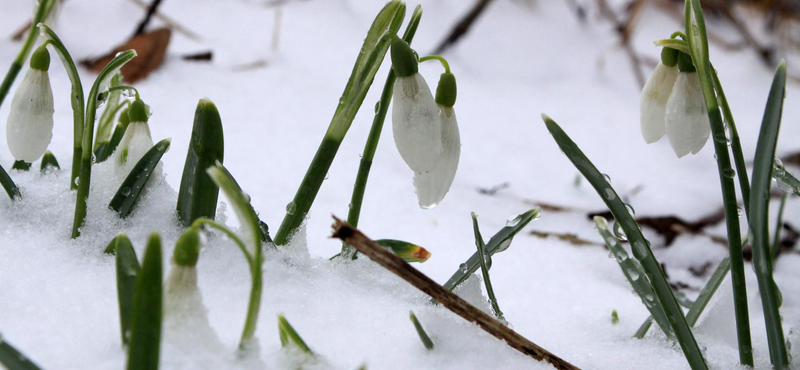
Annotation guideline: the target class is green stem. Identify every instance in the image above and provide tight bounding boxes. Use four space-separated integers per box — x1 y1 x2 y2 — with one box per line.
72 50 137 238
712 67 750 215
419 55 450 73
0 0 53 109
343 5 422 257
191 218 251 266
771 193 788 261
38 24 85 190
472 213 505 322
685 1 753 365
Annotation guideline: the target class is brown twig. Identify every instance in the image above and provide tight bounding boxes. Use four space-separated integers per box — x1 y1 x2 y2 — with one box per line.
596 0 648 88
330 216 581 370
133 0 164 37
126 0 202 41
433 0 496 55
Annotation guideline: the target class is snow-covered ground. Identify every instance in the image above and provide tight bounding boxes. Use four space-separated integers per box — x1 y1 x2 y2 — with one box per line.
1 0 799 369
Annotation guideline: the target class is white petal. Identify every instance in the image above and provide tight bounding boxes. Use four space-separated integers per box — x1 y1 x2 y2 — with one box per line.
6 68 54 162
640 62 678 144
114 121 161 179
665 72 711 158
392 73 442 173
413 106 460 209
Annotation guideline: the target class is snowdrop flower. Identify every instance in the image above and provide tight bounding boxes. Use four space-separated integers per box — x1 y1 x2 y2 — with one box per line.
640 48 710 158
390 37 461 209
6 45 54 162
115 97 161 178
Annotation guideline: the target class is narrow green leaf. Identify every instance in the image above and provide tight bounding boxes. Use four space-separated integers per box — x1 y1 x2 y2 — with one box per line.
409 311 434 350
594 216 672 339
543 115 708 370
772 193 789 261
177 98 224 226
375 239 430 262
442 209 540 292
95 113 129 163
114 234 140 345
109 139 171 218
126 233 162 370
749 61 789 368
471 212 505 322
207 163 262 348
0 164 20 200
772 162 800 197
39 151 59 172
277 315 313 354
0 336 42 370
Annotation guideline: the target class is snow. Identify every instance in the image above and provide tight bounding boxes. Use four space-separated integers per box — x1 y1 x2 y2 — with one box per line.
0 0 799 369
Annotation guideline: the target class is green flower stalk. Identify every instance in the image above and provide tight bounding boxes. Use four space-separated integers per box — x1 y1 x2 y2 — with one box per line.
0 0 55 109
273 1 406 246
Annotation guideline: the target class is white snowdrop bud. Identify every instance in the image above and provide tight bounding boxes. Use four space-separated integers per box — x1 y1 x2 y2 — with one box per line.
6 45 54 162
114 98 161 179
665 69 710 158
640 47 678 144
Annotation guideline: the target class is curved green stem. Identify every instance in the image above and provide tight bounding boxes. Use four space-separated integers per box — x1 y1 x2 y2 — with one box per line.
191 218 252 266
712 66 750 216
419 55 450 73
72 50 137 238
0 0 54 109
685 1 753 366
38 24 85 190
343 5 422 258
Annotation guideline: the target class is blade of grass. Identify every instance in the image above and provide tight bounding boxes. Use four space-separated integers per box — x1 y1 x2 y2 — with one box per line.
273 1 406 246
0 335 42 370
772 164 800 196
0 164 21 200
471 212 505 323
543 115 708 370
748 60 789 368
108 139 171 218
343 5 422 257
114 234 140 345
685 1 752 364
442 209 540 292
595 216 672 338
126 233 162 370
409 311 434 350
206 163 263 348
177 99 224 226
277 315 313 354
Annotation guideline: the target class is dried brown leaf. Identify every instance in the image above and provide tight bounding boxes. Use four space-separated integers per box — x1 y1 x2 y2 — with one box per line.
82 28 171 84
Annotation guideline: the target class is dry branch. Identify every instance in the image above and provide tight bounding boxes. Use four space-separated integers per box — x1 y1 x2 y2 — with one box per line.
330 216 581 370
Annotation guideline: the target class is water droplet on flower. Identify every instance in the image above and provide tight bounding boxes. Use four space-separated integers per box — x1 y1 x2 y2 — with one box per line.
605 236 617 246
624 203 635 217
374 101 381 113
633 240 648 259
602 173 611 182
494 238 512 253
459 263 469 273
615 250 628 262
604 188 616 201
285 202 296 215
483 253 492 269
122 89 136 98
723 168 736 178
348 202 353 209
612 221 627 241
506 216 520 227
146 104 153 117
777 177 793 193
628 269 640 280
120 187 131 196
73 177 80 186
338 97 344 105
737 207 743 217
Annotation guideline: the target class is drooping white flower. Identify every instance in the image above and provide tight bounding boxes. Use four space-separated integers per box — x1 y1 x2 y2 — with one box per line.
640 62 678 144
390 37 461 209
6 45 54 162
640 48 710 158
114 98 161 179
665 71 710 157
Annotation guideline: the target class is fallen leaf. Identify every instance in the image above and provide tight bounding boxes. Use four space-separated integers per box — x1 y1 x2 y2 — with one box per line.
82 28 171 84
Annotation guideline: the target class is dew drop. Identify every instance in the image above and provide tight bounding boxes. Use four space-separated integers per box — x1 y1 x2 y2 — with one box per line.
122 89 136 98
494 238 512 253
73 176 80 186
459 263 469 273
722 168 736 178
604 188 616 201
145 104 153 117
602 173 611 182
624 203 635 217
612 221 627 241
737 207 743 217
633 240 648 259
285 202 296 215
374 101 381 113
506 216 520 227
120 187 131 196
615 250 628 263
777 177 793 193
628 269 640 281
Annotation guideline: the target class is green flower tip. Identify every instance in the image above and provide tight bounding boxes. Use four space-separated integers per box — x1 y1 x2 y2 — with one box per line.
541 113 553 123
376 239 431 263
128 98 149 123
677 52 695 73
390 36 418 77
118 107 131 126
173 227 202 267
30 45 50 72
435 72 457 107
660 47 678 67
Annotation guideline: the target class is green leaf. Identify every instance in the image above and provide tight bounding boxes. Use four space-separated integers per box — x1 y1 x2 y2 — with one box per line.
409 311 434 350
594 216 672 339
543 115 708 370
114 234 140 345
126 233 162 370
748 61 789 368
108 139 171 218
11 160 30 171
39 151 60 172
0 163 20 200
207 163 263 347
277 315 313 354
0 335 42 370
442 208 539 292
177 99 224 226
95 116 129 163
375 239 430 262
471 212 505 322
